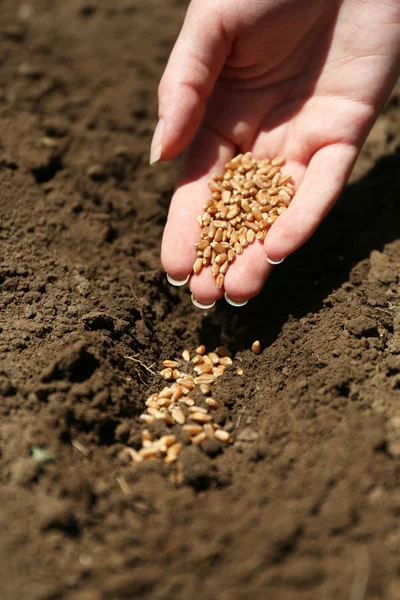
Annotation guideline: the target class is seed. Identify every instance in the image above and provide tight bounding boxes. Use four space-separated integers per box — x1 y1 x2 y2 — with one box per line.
181 396 195 407
191 432 207 445
158 398 173 409
141 429 152 442
171 407 186 425
165 443 182 464
215 253 227 265
203 423 215 438
192 354 204 366
171 386 184 402
271 155 285 166
246 229 255 243
145 398 158 409
139 446 158 459
236 368 244 376
212 262 220 277
194 363 213 375
183 424 203 435
216 273 224 288
205 397 221 410
159 387 174 399
227 249 236 263
214 429 231 443
147 407 165 419
213 365 225 377
182 349 191 361
251 340 261 354
194 374 216 385
219 356 233 366
160 368 173 380
177 377 195 391
173 368 181 379
140 413 155 424
193 257 203 275
191 412 212 424
159 434 177 448
204 352 218 365
196 345 206 355
200 383 211 395
188 406 208 414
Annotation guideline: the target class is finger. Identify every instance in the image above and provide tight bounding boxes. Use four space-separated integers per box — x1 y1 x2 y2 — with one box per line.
264 143 358 261
150 1 231 165
224 240 273 303
161 126 235 297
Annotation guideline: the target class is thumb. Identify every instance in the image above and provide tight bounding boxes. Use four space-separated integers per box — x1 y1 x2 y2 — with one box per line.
150 0 231 165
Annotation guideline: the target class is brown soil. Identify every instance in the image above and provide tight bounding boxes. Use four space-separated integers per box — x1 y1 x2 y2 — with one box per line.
0 1 399 599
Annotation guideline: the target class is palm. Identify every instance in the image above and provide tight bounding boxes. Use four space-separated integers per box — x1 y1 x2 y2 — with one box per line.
160 0 400 305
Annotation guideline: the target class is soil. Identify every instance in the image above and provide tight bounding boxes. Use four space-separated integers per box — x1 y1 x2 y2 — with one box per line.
0 1 399 599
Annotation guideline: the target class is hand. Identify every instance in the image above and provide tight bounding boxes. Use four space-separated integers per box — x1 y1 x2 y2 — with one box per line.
154 0 400 307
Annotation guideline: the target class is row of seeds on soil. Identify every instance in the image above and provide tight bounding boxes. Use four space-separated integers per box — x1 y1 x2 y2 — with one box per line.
128 342 261 465
193 152 295 288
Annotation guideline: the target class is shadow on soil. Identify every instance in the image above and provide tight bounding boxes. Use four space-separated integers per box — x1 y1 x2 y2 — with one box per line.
199 151 400 350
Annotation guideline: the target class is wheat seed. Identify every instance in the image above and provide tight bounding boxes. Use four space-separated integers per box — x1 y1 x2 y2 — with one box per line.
251 340 261 355
192 152 294 288
182 349 191 361
214 429 231 443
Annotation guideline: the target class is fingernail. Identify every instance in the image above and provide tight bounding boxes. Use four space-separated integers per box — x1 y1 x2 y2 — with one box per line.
224 292 248 307
191 293 216 310
166 273 189 287
265 253 285 265
150 117 164 165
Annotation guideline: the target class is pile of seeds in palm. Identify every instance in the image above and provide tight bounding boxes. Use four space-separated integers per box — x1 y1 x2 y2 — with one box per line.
193 152 295 287
127 345 241 465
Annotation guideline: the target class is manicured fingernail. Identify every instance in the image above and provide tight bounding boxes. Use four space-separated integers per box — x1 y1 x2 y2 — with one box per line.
166 273 189 287
150 117 164 165
191 293 216 310
224 292 248 307
265 253 285 265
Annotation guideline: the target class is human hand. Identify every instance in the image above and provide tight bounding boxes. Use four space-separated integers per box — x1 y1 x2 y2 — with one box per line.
153 0 400 307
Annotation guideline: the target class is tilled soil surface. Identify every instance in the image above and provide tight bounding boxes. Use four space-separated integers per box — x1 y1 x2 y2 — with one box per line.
0 1 399 599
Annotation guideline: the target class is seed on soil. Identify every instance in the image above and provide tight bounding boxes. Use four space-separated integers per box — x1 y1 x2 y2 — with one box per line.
205 397 221 410
191 431 207 445
196 345 206 355
191 412 212 424
171 407 186 425
160 368 173 380
251 340 261 355
194 374 216 385
162 360 179 368
236 368 244 376
219 356 233 366
200 383 211 395
194 152 295 288
182 349 191 361
183 424 203 435
214 429 231 443
165 443 182 464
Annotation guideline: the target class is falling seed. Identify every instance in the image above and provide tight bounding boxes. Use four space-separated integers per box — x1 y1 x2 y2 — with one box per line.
196 345 206 355
251 340 261 354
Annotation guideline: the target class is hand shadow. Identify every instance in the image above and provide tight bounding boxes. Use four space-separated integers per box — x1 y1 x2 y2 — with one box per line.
198 151 400 351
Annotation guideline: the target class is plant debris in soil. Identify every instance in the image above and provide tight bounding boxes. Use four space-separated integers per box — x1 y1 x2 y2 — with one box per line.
0 1 399 599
